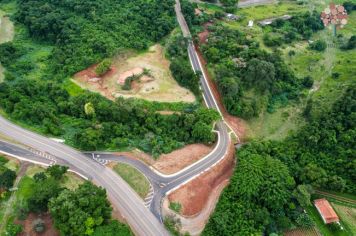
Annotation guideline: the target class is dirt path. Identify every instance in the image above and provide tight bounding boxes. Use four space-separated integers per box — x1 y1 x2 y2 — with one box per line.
0 162 30 233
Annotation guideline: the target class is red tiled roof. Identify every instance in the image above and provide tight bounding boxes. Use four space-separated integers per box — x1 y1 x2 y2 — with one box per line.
314 198 339 224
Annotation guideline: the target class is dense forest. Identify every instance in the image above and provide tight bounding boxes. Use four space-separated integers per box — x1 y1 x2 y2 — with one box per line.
0 0 219 157
15 0 177 76
203 85 356 235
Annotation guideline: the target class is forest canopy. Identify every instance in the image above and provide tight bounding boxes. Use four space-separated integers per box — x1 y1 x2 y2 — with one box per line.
15 0 177 76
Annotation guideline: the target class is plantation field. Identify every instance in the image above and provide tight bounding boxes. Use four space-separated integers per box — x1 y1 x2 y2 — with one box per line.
74 44 196 103
284 227 321 236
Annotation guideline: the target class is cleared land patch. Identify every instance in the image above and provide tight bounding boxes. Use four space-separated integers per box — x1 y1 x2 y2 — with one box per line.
74 44 195 103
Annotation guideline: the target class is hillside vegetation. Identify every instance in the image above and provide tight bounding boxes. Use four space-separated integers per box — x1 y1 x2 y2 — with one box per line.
0 0 219 157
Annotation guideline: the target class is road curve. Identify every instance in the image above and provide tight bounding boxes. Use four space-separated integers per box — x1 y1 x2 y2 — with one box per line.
0 1 232 234
0 116 169 236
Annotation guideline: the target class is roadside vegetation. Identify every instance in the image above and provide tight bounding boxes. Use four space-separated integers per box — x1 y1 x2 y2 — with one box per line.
179 0 356 235
113 163 150 199
0 163 132 236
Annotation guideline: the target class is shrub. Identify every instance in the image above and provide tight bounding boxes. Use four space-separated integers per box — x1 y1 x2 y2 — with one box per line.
95 59 112 76
309 40 327 51
33 218 46 233
302 76 314 88
169 202 182 213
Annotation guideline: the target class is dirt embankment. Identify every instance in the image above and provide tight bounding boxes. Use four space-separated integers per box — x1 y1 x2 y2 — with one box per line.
115 143 214 175
195 45 248 141
163 141 236 235
167 141 235 217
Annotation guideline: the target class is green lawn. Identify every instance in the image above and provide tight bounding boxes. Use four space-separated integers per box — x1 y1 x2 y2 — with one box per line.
331 202 356 235
113 163 150 199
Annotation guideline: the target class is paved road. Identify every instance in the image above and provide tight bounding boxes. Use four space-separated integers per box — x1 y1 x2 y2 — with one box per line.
0 117 169 236
0 0 232 234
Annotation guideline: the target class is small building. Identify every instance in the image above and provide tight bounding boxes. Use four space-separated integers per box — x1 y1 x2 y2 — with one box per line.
248 20 254 27
314 198 339 224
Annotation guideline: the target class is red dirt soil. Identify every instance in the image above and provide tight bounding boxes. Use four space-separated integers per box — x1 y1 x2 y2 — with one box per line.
16 212 59 236
153 144 214 175
168 141 236 217
198 23 212 44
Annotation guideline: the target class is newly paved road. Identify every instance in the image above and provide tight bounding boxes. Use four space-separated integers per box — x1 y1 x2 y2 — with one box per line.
0 116 169 236
0 1 232 235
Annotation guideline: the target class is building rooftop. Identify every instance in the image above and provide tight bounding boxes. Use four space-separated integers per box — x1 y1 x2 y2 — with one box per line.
314 198 339 224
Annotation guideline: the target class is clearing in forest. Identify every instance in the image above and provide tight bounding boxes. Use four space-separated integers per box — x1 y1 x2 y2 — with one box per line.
74 44 196 103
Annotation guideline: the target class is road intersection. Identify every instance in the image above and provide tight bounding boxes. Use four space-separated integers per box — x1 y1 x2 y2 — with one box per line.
0 1 233 235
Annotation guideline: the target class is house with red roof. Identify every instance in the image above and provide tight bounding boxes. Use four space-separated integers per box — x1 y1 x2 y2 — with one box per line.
314 198 339 224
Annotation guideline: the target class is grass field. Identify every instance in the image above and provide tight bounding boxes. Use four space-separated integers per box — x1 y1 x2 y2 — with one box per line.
113 163 150 199
237 2 355 140
331 203 356 235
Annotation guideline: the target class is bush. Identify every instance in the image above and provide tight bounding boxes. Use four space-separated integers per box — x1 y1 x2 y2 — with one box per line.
302 76 314 88
169 202 182 213
95 59 112 76
5 222 23 236
309 40 327 51
33 218 46 233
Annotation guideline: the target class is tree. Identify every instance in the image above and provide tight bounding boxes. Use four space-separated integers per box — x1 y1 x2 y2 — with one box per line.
46 165 68 180
95 59 112 77
85 102 96 117
293 185 313 208
192 121 214 143
244 58 276 92
309 40 327 51
0 168 16 190
296 213 314 227
93 220 132 236
49 182 112 236
33 172 47 182
27 178 63 213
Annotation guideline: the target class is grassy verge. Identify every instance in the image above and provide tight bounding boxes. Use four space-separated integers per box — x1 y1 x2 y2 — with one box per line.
113 163 150 199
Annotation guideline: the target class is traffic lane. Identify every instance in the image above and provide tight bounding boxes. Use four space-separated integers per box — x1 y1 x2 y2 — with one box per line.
0 117 169 236
0 140 53 165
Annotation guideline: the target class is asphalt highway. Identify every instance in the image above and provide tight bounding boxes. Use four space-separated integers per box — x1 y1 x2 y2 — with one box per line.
0 0 231 235
0 116 169 236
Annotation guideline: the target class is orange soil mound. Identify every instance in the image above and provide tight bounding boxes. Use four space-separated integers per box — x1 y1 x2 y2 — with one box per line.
168 141 236 217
